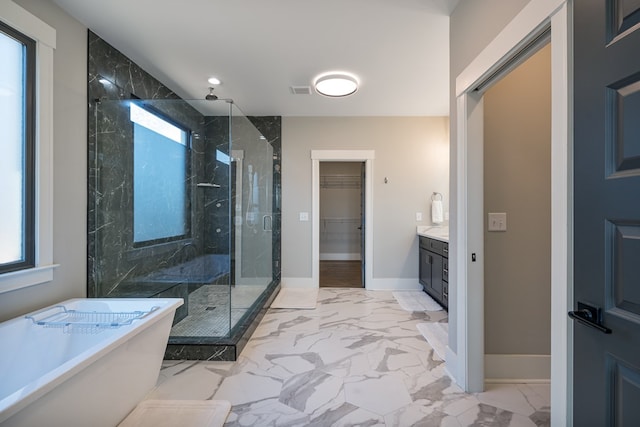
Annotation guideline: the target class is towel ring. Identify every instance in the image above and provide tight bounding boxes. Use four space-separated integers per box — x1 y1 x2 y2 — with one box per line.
431 192 443 201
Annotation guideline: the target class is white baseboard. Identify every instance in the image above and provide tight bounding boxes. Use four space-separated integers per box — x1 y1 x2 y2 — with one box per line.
235 277 272 286
280 277 316 288
281 277 424 291
484 354 551 383
367 278 423 291
319 253 361 261
445 346 458 384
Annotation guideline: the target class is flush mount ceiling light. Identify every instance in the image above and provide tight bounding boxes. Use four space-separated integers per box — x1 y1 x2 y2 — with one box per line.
314 72 359 97
208 76 221 85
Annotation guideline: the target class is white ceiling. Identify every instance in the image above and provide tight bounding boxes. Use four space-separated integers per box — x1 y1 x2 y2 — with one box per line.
53 0 458 116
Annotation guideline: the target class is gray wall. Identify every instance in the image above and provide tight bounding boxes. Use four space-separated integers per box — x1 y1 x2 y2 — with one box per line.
449 0 532 352
483 44 551 355
0 0 87 322
282 116 449 285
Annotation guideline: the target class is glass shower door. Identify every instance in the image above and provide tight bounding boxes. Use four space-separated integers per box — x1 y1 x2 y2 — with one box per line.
230 106 273 323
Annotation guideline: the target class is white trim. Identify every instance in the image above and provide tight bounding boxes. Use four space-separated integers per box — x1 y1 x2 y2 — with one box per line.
311 150 374 289
0 264 59 294
455 90 485 393
0 2 56 295
453 0 571 424
234 277 272 286
367 278 422 291
485 354 551 383
281 277 421 292
550 5 573 426
280 277 316 288
319 253 361 261
445 346 458 381
455 0 563 97
0 2 56 48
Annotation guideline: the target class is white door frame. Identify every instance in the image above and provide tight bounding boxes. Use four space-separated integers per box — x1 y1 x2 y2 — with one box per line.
311 150 375 288
452 0 572 425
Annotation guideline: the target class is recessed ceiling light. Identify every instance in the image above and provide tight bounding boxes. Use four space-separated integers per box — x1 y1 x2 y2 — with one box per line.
314 72 359 97
208 77 221 85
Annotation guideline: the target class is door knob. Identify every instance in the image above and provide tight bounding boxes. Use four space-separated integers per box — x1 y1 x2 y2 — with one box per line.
568 302 612 334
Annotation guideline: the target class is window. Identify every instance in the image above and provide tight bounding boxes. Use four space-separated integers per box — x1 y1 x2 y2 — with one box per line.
0 21 35 274
130 103 190 245
0 3 56 294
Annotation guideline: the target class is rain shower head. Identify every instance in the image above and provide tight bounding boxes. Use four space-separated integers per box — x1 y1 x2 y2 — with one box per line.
205 87 218 100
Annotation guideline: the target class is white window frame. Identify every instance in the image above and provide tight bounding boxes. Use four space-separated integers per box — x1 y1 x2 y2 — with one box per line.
0 2 57 294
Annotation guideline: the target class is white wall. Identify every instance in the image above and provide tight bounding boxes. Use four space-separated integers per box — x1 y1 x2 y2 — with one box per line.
0 0 87 322
282 116 449 288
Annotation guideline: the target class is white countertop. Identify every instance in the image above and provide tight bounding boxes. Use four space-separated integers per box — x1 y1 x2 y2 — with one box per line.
417 225 449 243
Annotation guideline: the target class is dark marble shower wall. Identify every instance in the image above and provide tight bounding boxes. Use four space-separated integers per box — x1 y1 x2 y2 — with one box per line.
88 31 213 304
87 31 282 313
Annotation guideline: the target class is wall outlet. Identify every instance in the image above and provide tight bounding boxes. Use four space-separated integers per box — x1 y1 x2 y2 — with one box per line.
416 212 422 221
488 212 507 231
299 212 309 221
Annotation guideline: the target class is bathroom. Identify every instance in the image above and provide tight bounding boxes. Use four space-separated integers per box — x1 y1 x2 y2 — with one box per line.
0 1 448 424
0 0 450 321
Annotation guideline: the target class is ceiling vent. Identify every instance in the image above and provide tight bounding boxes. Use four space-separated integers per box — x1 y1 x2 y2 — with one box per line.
290 86 312 95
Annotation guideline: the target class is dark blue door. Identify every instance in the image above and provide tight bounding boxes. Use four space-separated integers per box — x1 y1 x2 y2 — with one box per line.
573 1 640 425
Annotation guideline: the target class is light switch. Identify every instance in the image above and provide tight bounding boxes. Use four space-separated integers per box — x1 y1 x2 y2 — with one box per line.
416 212 422 221
488 212 507 231
299 212 309 221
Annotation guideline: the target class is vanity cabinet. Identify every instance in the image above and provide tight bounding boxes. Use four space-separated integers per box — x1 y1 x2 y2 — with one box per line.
419 236 448 309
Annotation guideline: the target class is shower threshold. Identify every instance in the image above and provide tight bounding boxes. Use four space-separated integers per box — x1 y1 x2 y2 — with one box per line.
164 281 280 361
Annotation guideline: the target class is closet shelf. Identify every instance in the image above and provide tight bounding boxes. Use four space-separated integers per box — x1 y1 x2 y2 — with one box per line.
320 175 361 189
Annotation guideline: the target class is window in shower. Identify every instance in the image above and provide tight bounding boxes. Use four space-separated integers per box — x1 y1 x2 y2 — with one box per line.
131 103 190 245
0 22 36 274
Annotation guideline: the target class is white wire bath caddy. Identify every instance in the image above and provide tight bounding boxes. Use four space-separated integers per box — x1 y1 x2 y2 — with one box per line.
25 305 160 334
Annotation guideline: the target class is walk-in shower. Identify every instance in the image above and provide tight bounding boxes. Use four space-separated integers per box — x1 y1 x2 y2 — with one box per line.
87 32 280 359
88 95 280 360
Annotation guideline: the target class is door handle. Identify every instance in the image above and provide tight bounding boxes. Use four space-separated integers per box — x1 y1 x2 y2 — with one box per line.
262 215 272 231
568 302 612 334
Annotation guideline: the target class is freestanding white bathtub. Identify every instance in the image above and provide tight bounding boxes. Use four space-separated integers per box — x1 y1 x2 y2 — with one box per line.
0 298 183 427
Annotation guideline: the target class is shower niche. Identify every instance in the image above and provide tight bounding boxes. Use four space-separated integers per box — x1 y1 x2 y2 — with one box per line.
88 32 281 360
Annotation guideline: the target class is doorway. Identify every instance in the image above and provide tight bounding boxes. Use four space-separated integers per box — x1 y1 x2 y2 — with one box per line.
319 162 365 288
452 1 570 424
483 43 552 382
311 150 374 289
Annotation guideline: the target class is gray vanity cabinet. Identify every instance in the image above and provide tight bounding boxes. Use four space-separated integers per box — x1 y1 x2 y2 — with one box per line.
419 236 448 309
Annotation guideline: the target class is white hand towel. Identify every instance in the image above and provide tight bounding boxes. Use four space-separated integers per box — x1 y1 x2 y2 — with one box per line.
432 200 444 224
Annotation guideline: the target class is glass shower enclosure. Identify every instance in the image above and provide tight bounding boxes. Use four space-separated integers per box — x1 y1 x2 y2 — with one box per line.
88 97 279 359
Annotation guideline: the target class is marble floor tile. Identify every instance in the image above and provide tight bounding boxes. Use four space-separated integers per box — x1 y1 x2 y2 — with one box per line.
477 384 538 416
148 288 550 426
344 374 413 415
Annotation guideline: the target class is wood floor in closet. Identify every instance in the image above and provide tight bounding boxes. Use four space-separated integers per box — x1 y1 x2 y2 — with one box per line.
319 261 362 288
